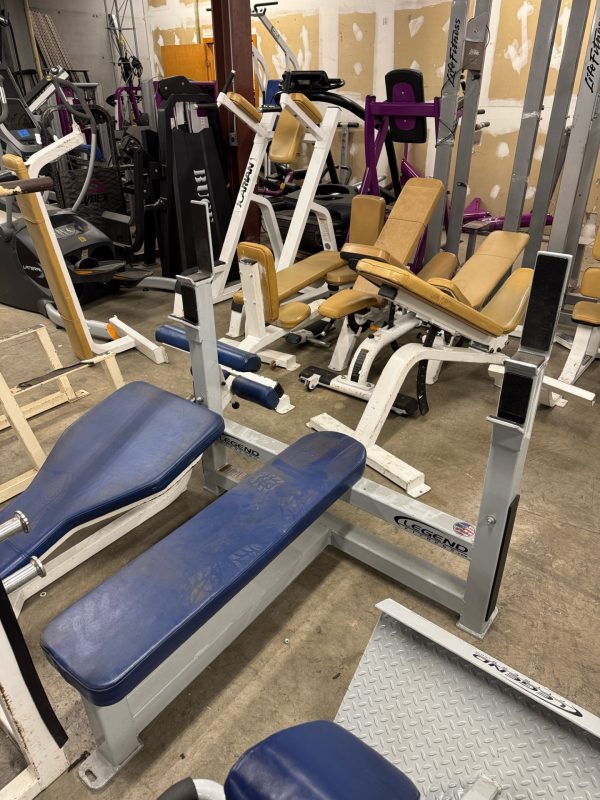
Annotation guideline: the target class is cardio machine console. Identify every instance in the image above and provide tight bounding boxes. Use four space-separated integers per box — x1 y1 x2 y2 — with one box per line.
0 68 39 154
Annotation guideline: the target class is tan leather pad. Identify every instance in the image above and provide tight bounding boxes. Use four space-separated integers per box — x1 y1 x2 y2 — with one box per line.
341 242 392 264
237 242 279 323
453 231 529 308
481 268 533 331
348 195 386 245
270 107 304 165
581 267 600 300
276 251 345 300
289 92 323 124
428 277 472 306
572 300 600 326
418 251 457 281
319 281 386 319
375 177 444 266
277 301 311 328
357 258 531 337
227 92 261 123
326 265 356 285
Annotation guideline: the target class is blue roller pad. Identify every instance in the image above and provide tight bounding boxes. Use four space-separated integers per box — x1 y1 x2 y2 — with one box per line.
226 372 280 410
42 432 366 706
0 382 224 579
224 721 420 800
156 325 261 373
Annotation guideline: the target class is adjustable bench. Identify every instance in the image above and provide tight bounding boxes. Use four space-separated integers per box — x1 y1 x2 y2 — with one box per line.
41 431 366 788
156 323 293 413
303 178 455 379
309 247 536 495
0 381 224 613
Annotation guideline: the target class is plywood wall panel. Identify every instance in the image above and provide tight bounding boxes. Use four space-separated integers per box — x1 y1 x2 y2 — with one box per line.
338 13 375 97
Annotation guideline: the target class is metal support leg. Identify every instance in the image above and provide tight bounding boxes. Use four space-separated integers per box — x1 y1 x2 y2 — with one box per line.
78 699 142 789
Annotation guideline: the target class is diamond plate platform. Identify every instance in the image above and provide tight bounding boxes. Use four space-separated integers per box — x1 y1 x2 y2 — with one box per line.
336 602 600 799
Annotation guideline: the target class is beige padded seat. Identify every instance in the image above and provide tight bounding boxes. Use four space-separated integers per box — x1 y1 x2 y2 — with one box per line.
357 259 533 338
236 242 312 330
277 301 311 329
235 196 386 308
572 267 600 325
428 231 529 308
327 196 387 285
227 92 262 124
319 275 387 318
320 178 445 319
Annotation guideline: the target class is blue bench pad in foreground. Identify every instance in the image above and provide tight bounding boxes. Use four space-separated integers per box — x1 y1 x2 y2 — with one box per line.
42 432 365 706
225 721 420 800
0 382 224 578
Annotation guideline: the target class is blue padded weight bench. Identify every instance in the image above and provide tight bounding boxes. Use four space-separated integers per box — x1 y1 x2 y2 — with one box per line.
41 431 366 789
158 721 420 800
0 381 224 614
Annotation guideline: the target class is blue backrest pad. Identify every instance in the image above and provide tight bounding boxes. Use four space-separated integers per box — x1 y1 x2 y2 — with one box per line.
224 721 420 800
0 382 224 578
41 432 365 706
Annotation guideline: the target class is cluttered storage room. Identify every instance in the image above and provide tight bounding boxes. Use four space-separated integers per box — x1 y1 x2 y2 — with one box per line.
0 0 598 798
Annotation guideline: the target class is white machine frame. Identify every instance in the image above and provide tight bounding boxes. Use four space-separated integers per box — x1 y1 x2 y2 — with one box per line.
213 91 339 306
309 256 594 496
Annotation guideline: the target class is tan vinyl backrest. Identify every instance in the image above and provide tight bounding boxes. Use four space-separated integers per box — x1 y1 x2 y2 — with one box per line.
375 177 444 267
357 258 533 338
237 242 279 323
580 267 600 299
348 195 386 246
449 231 529 308
2 154 94 360
226 91 262 124
269 107 304 165
270 93 324 165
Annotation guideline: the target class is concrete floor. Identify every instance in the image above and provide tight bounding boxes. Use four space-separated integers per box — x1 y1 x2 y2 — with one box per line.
0 277 598 799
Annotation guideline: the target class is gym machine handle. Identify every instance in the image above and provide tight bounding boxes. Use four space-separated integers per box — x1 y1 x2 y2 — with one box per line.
0 175 54 197
50 77 98 135
3 557 46 593
0 511 29 543
252 2 278 13
222 70 236 95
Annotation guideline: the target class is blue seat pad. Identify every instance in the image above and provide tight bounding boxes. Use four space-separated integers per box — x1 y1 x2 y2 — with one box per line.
41 432 365 706
224 721 420 800
0 382 224 579
156 325 262 373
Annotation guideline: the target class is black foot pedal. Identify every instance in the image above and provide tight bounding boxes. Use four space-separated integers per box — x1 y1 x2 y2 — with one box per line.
391 393 419 416
299 365 337 389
